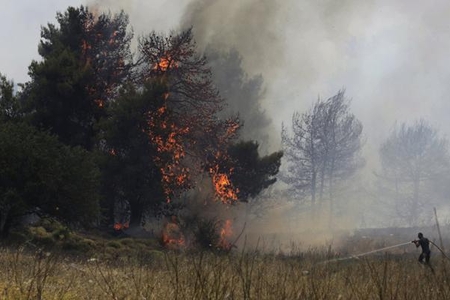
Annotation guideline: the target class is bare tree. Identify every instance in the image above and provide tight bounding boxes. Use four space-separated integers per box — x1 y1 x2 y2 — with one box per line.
281 90 363 216
378 120 450 225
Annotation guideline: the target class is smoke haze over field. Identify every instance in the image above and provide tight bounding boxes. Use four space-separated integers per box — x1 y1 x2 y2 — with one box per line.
3 0 450 233
4 1 450 149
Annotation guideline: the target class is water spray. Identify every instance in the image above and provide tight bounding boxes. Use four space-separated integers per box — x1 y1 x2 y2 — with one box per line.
319 241 412 264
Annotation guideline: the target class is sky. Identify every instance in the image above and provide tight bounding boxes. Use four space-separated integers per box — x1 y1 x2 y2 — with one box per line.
2 0 450 159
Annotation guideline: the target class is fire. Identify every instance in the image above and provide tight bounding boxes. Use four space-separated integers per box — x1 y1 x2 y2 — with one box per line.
80 12 129 112
218 219 233 250
113 222 129 231
146 93 190 202
94 99 104 108
209 159 239 204
152 55 178 72
162 217 185 248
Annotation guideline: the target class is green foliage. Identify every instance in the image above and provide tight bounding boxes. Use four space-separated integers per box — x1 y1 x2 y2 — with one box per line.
0 73 20 122
207 48 272 145
228 141 283 202
24 6 132 150
0 122 100 236
99 81 169 225
193 218 221 249
26 34 94 148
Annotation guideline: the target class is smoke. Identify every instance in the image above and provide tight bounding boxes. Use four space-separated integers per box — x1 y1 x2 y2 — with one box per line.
181 0 285 77
85 0 188 34
82 0 450 243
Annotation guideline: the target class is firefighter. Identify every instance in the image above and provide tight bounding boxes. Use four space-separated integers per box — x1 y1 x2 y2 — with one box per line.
412 232 431 264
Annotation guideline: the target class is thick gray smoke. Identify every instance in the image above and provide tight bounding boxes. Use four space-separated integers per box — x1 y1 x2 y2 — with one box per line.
181 0 285 78
82 0 450 235
181 0 286 151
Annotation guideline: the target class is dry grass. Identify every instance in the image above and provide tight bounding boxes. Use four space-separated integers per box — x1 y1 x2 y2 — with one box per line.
0 242 448 300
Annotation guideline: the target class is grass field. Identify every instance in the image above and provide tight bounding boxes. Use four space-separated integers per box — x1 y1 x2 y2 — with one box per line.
0 239 447 300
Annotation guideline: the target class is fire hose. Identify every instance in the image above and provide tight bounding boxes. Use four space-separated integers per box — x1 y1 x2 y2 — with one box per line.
320 241 412 264
320 240 450 265
429 240 450 261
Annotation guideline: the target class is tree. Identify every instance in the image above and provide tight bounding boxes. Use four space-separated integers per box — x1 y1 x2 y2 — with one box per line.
0 122 100 237
100 80 192 226
378 120 450 225
227 141 282 202
0 73 21 122
281 90 363 214
136 29 243 204
206 48 272 148
24 6 132 150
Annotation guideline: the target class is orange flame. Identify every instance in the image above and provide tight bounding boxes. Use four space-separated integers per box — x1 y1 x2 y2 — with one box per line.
162 217 185 248
209 164 239 204
113 222 129 231
94 99 104 108
146 97 190 202
152 55 178 72
218 219 233 250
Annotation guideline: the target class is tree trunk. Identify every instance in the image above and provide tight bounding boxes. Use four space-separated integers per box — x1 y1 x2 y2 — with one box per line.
411 176 420 225
311 170 317 206
129 201 143 227
0 209 13 239
328 166 335 229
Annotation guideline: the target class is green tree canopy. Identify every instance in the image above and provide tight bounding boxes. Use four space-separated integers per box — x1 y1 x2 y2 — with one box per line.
24 6 132 150
228 141 282 202
0 122 100 237
0 73 21 122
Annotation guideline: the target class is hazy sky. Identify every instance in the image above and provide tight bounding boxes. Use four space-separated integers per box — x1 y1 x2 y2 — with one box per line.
2 0 450 153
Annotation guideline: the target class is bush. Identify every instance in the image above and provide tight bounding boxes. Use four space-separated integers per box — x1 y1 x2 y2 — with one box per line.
52 227 71 240
106 241 122 249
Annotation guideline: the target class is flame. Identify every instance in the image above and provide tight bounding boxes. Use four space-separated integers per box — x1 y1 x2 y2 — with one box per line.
162 217 185 248
113 222 129 231
146 94 190 202
152 55 178 72
218 219 233 250
108 30 119 45
226 122 240 137
95 99 104 108
81 13 127 111
209 159 239 204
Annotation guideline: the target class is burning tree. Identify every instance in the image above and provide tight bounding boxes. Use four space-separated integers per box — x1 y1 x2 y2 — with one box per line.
80 9 132 113
100 80 193 226
377 120 450 225
24 6 132 150
207 48 273 148
281 91 363 216
0 6 283 240
136 29 242 205
224 141 282 202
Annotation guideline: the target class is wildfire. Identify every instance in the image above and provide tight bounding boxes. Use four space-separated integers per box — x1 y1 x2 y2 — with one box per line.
218 219 233 250
146 92 190 203
162 217 185 248
81 12 128 111
152 55 178 72
94 99 104 108
113 222 129 231
209 162 239 204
